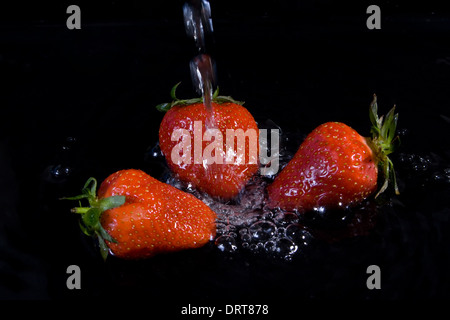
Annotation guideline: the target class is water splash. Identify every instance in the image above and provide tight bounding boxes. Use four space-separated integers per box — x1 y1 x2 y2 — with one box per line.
153 122 386 260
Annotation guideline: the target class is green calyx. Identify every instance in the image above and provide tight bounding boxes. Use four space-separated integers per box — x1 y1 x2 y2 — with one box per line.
61 177 126 260
156 82 244 112
367 94 400 198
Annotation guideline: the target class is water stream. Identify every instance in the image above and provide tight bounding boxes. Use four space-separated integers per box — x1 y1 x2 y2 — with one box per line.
183 0 217 128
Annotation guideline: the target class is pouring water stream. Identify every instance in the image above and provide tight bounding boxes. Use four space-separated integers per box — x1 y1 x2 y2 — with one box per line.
183 0 216 129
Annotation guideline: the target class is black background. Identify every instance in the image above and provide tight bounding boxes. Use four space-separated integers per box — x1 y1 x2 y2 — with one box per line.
0 0 449 310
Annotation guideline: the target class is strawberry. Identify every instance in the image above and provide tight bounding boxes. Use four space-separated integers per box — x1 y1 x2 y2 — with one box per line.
157 83 259 200
267 95 399 212
63 169 217 259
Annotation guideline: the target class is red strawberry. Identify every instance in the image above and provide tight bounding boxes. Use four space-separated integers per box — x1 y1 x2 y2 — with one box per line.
267 95 399 212
64 169 217 259
157 84 259 200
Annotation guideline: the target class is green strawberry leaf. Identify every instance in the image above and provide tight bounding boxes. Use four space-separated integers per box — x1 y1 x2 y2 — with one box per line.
98 195 126 212
82 207 101 228
78 220 93 237
60 194 89 201
212 86 220 99
156 103 171 112
83 177 97 197
368 95 400 198
170 82 181 100
98 225 117 244
214 95 245 105
97 235 109 261
156 82 244 112
62 176 126 261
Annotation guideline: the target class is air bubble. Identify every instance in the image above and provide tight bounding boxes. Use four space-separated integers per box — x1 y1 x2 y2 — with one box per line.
286 224 313 247
241 233 251 242
239 228 248 236
263 238 297 259
227 232 238 239
248 221 277 242
276 226 286 237
215 235 237 253
264 240 276 253
216 223 227 236
225 224 237 233
273 237 297 256
239 178 267 209
239 229 252 242
274 211 299 226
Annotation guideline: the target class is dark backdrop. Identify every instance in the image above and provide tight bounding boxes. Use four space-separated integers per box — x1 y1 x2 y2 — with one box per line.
0 0 449 310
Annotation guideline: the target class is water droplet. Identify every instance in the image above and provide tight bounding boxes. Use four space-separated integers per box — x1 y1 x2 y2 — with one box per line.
50 164 72 180
150 143 162 158
397 128 409 137
61 136 77 151
313 206 326 214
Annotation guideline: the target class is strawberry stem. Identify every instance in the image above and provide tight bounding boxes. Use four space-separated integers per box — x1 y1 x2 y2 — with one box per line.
61 177 126 260
368 94 400 198
71 207 90 214
156 82 244 112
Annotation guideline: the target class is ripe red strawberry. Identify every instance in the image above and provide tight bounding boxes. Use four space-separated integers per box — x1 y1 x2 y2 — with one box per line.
64 169 217 259
157 83 259 200
267 95 399 212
